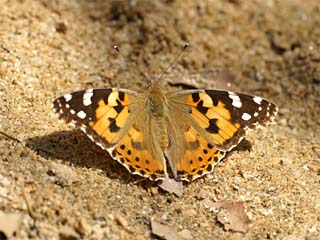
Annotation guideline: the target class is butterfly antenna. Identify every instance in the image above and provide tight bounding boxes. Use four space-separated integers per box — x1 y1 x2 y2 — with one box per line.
156 43 189 83
113 45 151 83
113 45 125 58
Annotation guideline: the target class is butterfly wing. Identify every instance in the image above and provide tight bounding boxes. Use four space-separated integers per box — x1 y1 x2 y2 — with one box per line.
109 113 167 181
167 89 278 151
166 89 278 181
53 89 136 148
53 89 166 180
165 119 227 181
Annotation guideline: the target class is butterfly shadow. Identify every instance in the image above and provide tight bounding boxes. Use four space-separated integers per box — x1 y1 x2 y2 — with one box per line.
26 130 253 191
25 130 157 187
233 139 253 152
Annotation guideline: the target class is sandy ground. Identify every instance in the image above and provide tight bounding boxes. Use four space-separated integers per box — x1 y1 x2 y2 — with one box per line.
0 0 319 239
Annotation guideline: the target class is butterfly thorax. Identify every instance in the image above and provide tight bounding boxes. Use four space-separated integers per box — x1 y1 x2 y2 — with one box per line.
146 83 170 150
147 84 167 116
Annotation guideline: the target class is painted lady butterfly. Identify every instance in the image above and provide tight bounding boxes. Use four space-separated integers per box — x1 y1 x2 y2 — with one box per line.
52 77 278 182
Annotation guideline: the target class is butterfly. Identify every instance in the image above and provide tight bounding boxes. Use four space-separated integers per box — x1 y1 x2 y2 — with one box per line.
52 77 278 182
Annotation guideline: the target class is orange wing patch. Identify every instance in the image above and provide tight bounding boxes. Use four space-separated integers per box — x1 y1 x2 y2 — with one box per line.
88 92 130 145
186 92 243 150
176 126 226 181
109 127 165 181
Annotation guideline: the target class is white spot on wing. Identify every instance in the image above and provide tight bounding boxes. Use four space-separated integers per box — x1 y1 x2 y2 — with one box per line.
65 104 70 109
83 89 94 106
253 96 263 105
83 98 92 106
64 94 72 102
258 106 262 111
70 109 76 114
77 110 86 119
228 92 242 108
242 113 251 121
254 112 259 117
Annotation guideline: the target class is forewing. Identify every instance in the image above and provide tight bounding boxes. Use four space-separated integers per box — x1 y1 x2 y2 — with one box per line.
167 89 278 151
53 88 138 149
